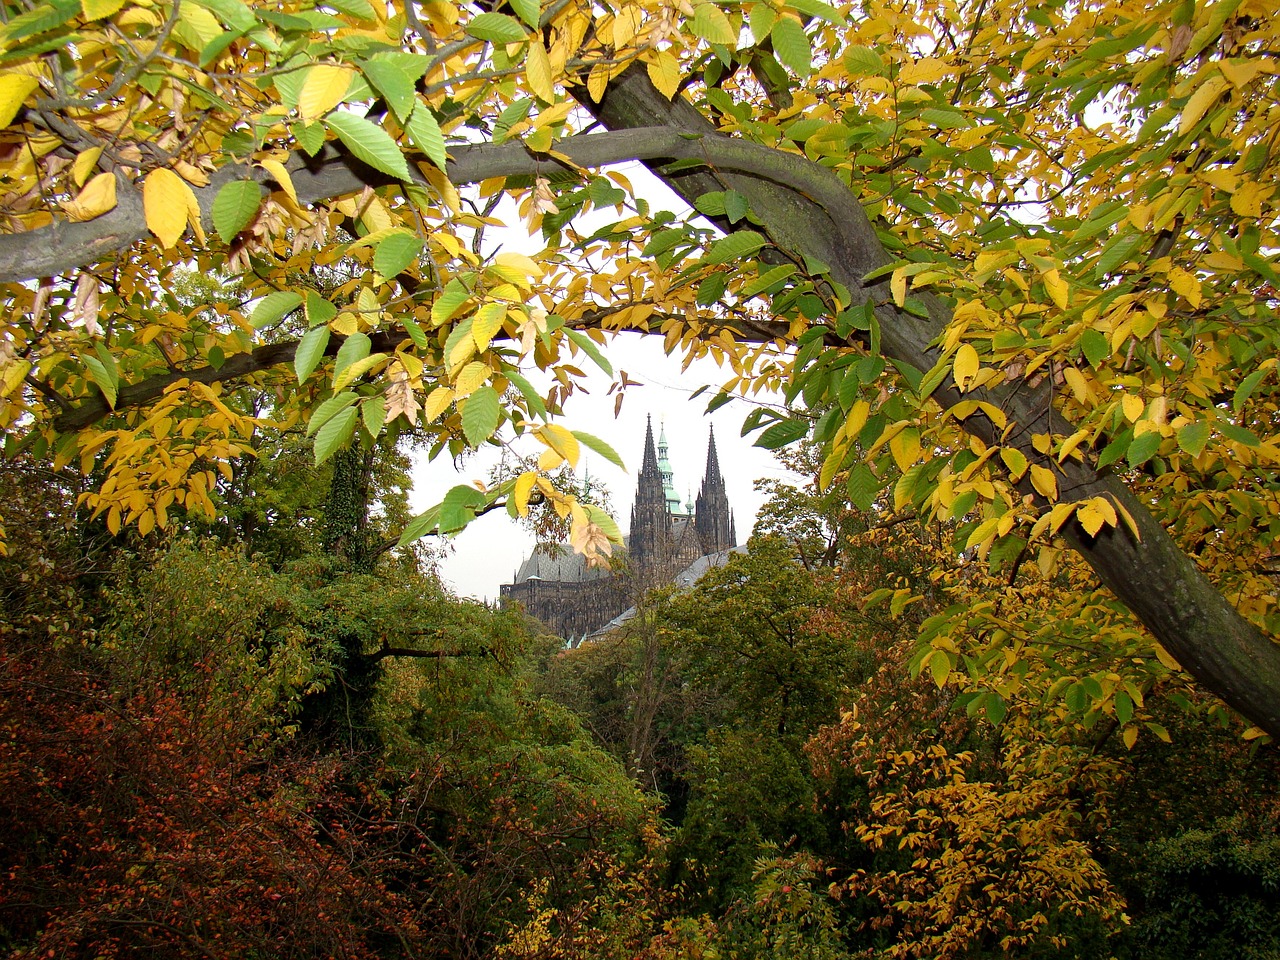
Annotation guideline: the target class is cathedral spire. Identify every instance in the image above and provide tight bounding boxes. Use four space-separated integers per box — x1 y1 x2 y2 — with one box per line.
704 424 723 486
640 414 660 478
694 424 736 554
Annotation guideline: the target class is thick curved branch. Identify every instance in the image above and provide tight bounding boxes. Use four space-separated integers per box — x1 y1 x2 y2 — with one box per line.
580 63 1280 739
0 128 859 284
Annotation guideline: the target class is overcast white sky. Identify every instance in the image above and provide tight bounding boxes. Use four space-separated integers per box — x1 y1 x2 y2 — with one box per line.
409 333 799 600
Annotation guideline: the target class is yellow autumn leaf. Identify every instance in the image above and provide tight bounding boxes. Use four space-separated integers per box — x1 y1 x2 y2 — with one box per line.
890 266 907 307
539 423 581 468
1219 58 1261 89
1168 267 1201 307
421 386 453 422
298 64 356 121
259 157 297 204
471 303 506 353
492 251 545 283
1123 726 1138 749
72 146 103 186
1153 643 1182 671
1029 463 1057 500
1178 75 1229 136
953 342 979 392
586 62 610 103
889 426 921 471
1042 268 1068 310
143 168 195 248
513 470 538 517
525 40 555 103
647 49 681 100
61 172 117 221
0 74 38 130
453 360 490 398
1063 366 1091 404
1000 446 1028 481
1121 394 1145 423
1077 496 1117 537
1230 181 1271 218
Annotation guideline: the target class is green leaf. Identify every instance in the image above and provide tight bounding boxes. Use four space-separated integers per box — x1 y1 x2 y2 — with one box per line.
787 0 845 24
694 191 726 217
405 102 447 170
333 331 371 385
323 110 411 180
571 431 625 470
984 694 1008 726
398 504 441 546
461 385 501 444
0 0 78 45
401 316 429 349
189 0 255 32
305 290 337 328
1220 422 1261 447
770 15 812 77
1114 688 1134 726
508 0 539 27
1126 430 1161 468
565 328 613 376
306 390 358 436
250 291 303 328
748 2 776 41
507 370 548 420
692 2 735 44
643 227 692 258
293 325 330 382
361 395 386 437
1095 228 1142 275
1080 328 1110 368
741 263 796 298
1097 432 1129 469
439 483 489 532
373 231 423 278
1233 367 1269 412
83 351 118 408
431 278 471 327
324 0 376 21
465 11 526 42
211 179 262 244
723 189 749 223
846 463 879 511
918 107 969 129
843 44 884 76
755 418 809 449
313 406 357 465
704 230 765 265
359 58 415 122
293 120 326 156
1176 420 1211 457
585 504 622 542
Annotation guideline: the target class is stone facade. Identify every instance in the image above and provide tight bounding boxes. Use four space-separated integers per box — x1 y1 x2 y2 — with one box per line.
500 417 737 640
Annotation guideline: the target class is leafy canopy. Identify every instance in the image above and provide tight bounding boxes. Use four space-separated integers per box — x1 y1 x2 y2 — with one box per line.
0 0 1278 732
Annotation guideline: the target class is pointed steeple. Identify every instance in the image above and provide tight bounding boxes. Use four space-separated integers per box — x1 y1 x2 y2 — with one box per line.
694 424 736 554
704 424 723 485
631 414 672 573
640 415 660 478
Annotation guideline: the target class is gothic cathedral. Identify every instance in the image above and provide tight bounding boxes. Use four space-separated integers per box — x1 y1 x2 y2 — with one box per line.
499 417 738 641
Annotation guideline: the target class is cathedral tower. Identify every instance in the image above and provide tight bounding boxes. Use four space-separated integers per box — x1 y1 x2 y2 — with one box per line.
628 416 672 573
694 425 737 555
